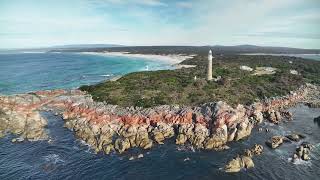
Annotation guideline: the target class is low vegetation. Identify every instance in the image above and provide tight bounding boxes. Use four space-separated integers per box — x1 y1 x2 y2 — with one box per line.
80 54 320 108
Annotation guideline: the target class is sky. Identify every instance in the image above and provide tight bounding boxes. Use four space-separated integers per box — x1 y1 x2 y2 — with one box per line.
0 0 319 49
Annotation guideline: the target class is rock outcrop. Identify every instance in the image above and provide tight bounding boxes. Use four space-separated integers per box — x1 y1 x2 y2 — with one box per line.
286 133 305 142
224 144 263 173
0 93 50 141
266 136 284 149
291 142 314 162
0 84 317 155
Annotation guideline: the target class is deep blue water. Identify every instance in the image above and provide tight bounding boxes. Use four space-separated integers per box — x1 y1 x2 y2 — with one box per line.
0 53 319 180
0 52 173 94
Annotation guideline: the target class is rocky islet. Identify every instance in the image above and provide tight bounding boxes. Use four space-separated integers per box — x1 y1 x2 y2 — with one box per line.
224 144 264 173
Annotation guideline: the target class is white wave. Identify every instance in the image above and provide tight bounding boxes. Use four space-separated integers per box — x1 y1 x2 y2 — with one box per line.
184 157 190 161
288 158 312 166
177 145 196 152
21 51 46 54
100 74 113 77
78 139 91 146
263 122 275 126
44 154 65 164
78 140 95 153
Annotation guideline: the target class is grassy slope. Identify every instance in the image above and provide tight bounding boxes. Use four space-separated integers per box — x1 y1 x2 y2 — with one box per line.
80 54 320 108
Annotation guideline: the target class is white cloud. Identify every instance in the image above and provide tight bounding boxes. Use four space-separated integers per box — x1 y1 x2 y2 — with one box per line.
1 0 319 48
176 2 193 8
89 0 166 6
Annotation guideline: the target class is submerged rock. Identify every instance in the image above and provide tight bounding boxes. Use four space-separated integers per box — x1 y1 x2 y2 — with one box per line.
286 133 305 142
314 116 320 127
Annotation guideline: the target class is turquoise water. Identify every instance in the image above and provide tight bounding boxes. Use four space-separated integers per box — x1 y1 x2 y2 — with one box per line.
289 54 320 61
0 52 173 94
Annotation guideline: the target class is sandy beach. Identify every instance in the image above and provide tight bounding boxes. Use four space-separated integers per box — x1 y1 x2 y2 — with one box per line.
81 51 196 65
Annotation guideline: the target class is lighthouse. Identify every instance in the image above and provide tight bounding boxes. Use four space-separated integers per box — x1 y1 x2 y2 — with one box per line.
207 50 213 81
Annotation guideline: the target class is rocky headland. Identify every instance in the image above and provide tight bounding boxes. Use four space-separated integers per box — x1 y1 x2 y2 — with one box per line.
0 84 319 172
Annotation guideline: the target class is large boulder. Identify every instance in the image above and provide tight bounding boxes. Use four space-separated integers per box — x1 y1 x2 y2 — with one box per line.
224 157 243 173
266 136 284 149
205 124 228 149
97 133 113 150
251 144 263 155
178 124 194 138
152 131 165 144
139 138 153 149
156 123 175 138
191 124 209 148
211 124 228 143
120 125 137 138
241 156 254 169
224 155 254 173
266 110 278 124
235 118 253 141
103 144 115 155
292 142 313 162
204 137 219 150
227 128 237 142
114 138 131 154
176 134 188 145
128 135 137 147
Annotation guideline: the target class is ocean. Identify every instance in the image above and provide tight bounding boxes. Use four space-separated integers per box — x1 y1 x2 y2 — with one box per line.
0 52 173 94
0 53 319 180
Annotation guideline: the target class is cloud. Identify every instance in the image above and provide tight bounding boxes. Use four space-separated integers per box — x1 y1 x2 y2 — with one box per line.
89 0 167 7
176 2 193 8
0 0 319 48
241 32 320 40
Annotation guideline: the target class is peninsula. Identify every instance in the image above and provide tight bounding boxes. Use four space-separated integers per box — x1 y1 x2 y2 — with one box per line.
1 46 320 174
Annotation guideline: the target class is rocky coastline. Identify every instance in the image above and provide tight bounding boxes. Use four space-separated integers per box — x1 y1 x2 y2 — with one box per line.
0 84 319 172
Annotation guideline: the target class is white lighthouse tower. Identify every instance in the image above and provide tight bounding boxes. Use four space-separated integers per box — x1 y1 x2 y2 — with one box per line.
207 50 213 81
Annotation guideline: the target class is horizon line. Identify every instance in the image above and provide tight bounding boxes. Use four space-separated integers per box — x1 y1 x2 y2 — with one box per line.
1 44 320 51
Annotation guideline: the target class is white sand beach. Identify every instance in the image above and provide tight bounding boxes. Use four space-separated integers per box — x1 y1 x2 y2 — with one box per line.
81 51 196 65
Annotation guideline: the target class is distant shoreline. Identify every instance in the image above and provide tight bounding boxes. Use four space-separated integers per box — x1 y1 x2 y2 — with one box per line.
241 53 320 56
80 51 196 66
240 53 320 61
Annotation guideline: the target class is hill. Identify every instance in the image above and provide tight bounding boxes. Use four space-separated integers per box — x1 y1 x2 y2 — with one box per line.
80 52 320 108
57 45 320 54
